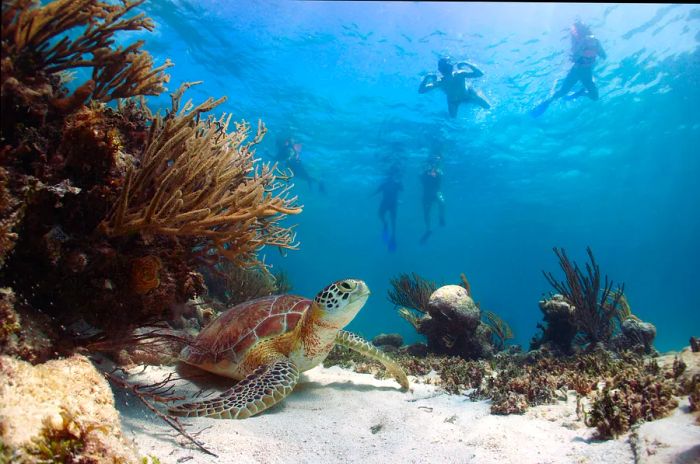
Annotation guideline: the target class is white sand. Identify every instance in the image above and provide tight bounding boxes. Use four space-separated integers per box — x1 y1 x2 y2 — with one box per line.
115 365 700 464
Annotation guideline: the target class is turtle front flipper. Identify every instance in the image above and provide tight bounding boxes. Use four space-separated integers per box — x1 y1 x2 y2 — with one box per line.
169 358 299 419
334 330 409 390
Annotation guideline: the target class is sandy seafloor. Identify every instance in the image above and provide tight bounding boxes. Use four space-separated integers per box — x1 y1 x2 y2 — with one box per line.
115 364 700 464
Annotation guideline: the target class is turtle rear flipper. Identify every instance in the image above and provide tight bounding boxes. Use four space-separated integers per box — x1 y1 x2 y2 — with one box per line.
335 330 409 390
169 358 299 419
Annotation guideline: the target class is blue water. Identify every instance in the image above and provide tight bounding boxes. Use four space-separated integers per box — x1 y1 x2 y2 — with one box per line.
133 1 699 352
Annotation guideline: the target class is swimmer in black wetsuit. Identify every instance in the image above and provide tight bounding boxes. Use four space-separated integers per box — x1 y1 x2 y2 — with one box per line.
374 165 403 252
531 20 607 117
419 56 491 118
275 135 325 194
419 151 445 245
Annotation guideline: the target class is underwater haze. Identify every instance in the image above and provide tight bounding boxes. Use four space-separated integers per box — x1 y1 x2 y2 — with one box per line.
136 1 700 353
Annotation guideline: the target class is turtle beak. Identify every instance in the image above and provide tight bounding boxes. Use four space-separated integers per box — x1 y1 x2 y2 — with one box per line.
356 280 370 298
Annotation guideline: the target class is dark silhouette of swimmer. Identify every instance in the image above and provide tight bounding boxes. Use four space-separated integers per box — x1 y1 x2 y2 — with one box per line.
419 151 445 245
275 135 325 194
373 166 403 252
419 56 491 118
531 20 607 117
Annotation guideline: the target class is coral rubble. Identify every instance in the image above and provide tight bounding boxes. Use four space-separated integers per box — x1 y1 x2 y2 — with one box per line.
326 344 693 439
584 358 679 439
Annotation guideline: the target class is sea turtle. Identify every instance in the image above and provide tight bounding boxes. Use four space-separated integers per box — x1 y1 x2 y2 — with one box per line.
169 278 409 419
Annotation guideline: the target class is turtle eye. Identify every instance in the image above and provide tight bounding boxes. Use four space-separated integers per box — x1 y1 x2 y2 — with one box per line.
338 280 356 292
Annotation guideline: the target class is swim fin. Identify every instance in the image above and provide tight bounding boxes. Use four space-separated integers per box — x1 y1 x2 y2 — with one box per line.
530 99 551 118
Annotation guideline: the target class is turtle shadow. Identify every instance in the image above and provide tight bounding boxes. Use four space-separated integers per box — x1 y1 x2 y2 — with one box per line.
673 444 700 463
296 378 405 394
173 364 403 394
173 362 236 392
170 364 405 415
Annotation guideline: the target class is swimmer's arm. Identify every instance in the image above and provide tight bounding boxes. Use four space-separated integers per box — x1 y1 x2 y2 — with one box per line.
454 62 484 78
419 73 441 93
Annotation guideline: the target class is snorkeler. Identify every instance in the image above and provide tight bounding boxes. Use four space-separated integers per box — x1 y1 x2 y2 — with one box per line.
531 20 607 117
420 150 445 245
275 135 326 194
418 56 491 118
373 165 403 252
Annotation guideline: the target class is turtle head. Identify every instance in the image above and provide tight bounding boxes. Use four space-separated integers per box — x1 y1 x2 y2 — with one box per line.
313 279 370 327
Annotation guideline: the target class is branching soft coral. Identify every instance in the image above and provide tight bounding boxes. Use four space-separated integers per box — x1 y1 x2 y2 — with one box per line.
99 82 302 268
388 272 436 314
2 0 172 101
482 310 514 351
389 272 436 330
543 247 625 347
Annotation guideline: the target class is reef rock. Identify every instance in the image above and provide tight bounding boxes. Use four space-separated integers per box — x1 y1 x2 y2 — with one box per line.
427 285 480 330
0 354 138 463
0 287 56 364
538 294 574 318
531 294 577 355
416 285 491 359
621 318 656 348
406 342 429 357
610 318 658 355
372 333 403 348
378 344 399 354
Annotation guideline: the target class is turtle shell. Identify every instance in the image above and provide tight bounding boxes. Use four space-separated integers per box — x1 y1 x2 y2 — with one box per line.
183 294 310 366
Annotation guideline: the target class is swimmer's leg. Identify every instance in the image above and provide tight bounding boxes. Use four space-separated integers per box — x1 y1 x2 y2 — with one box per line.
437 193 446 227
564 87 588 100
422 197 433 232
581 68 599 100
447 100 459 118
379 205 389 242
532 67 579 117
551 67 580 100
469 87 491 109
388 206 397 252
